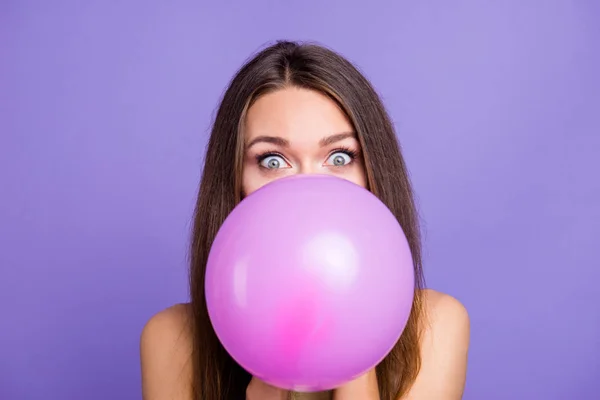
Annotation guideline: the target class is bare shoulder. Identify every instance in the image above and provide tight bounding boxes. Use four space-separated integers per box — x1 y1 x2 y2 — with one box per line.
141 303 192 345
401 290 469 399
422 289 469 327
420 288 470 351
140 303 194 400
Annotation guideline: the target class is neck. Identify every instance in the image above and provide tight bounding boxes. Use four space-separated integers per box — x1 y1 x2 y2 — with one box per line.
289 390 333 400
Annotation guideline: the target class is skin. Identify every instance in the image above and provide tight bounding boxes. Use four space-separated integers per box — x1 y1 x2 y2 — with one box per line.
140 87 470 400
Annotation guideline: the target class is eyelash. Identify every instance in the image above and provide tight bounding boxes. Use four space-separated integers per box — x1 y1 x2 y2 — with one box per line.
330 146 359 161
255 147 359 168
255 152 285 167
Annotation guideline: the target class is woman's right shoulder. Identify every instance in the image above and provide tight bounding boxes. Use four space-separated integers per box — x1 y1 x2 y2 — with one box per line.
140 303 194 400
142 303 192 340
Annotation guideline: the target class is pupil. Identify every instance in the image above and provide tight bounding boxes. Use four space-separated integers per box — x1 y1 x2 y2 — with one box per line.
268 159 280 168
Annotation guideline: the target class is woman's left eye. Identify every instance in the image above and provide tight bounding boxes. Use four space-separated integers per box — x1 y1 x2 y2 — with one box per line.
325 151 353 167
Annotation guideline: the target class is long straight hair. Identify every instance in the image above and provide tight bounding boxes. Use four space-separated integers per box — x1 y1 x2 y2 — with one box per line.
189 41 425 400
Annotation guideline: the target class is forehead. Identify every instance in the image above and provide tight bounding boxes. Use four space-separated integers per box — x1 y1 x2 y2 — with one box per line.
244 87 354 143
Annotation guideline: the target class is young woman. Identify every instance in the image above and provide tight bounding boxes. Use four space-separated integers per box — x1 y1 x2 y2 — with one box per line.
140 41 470 400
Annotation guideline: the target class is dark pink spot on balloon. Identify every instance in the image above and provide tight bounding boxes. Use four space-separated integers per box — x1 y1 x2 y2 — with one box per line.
276 297 318 358
271 287 335 376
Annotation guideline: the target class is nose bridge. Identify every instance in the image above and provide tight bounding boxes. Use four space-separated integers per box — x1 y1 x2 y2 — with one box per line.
296 156 320 175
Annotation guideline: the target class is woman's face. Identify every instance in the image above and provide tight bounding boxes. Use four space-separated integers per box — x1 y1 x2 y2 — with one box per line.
242 87 367 196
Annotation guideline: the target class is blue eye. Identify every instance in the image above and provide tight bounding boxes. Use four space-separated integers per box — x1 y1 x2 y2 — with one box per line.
325 151 353 167
259 154 287 169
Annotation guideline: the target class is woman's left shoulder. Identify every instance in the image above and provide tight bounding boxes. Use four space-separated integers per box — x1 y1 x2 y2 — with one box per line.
403 289 470 399
400 289 470 398
419 288 470 345
421 289 469 321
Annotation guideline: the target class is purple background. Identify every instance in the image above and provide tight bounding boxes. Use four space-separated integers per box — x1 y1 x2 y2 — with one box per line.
1 1 598 399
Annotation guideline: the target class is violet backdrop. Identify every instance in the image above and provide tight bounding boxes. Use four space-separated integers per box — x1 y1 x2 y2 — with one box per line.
1 1 598 399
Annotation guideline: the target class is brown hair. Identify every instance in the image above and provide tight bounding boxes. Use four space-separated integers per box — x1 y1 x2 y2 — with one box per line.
189 41 425 400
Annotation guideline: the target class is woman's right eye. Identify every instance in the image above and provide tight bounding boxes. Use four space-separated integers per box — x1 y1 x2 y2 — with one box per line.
259 154 288 169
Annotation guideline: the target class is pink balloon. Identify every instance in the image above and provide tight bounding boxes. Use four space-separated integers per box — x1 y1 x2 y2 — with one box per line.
205 174 414 392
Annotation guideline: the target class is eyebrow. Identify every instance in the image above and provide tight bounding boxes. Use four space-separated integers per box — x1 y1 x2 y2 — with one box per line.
245 132 356 149
319 132 355 147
